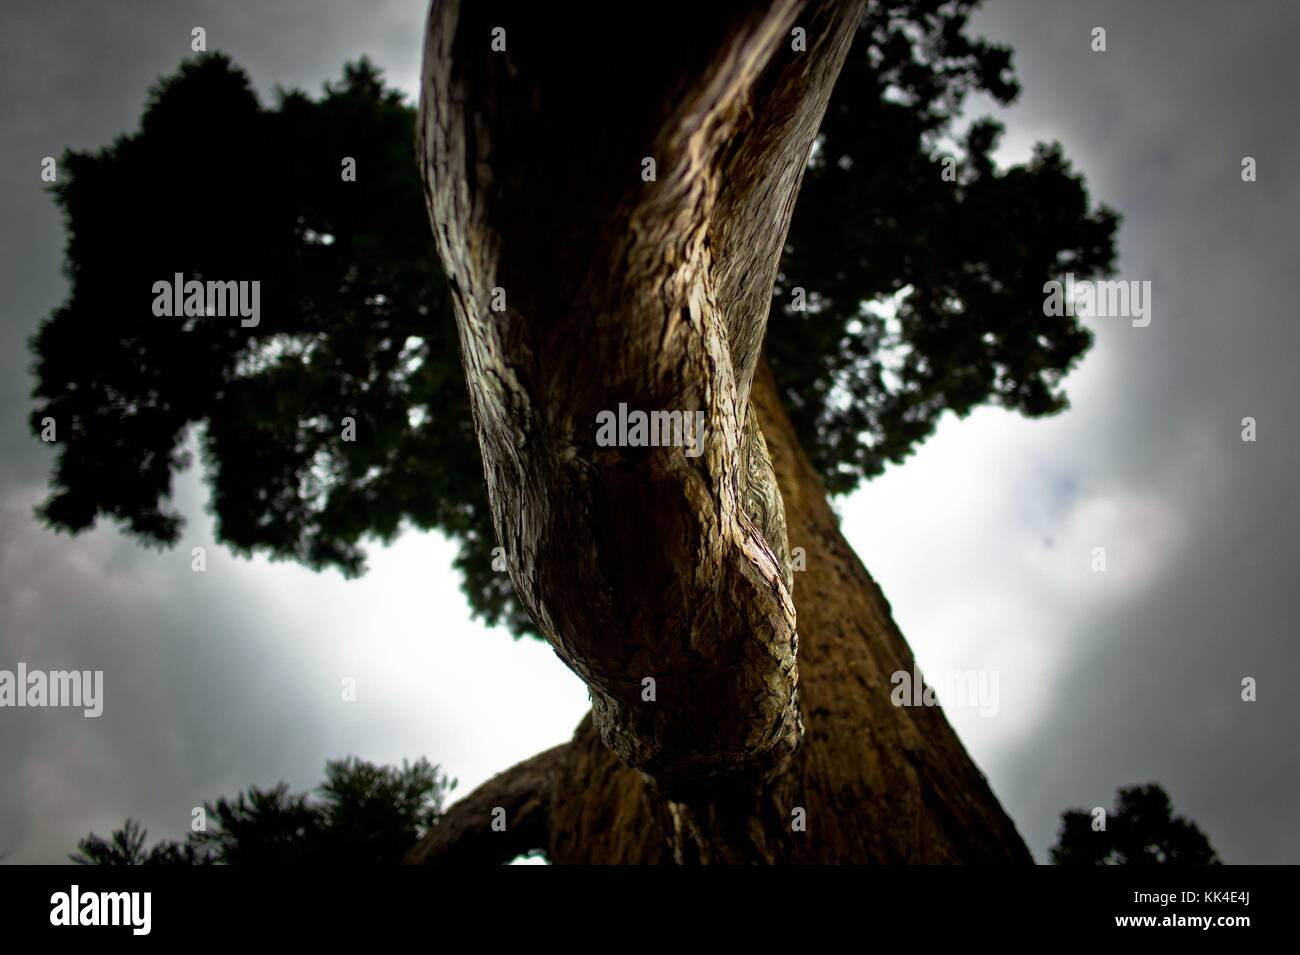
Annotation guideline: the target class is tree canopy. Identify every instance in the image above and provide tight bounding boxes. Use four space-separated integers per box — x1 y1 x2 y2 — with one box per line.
30 1 1117 637
1050 784 1222 865
71 756 454 865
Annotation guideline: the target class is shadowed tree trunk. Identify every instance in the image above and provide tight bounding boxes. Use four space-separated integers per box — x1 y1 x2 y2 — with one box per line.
408 0 1032 864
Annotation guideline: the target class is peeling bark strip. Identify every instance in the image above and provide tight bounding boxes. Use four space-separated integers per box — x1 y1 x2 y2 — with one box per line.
419 1 861 793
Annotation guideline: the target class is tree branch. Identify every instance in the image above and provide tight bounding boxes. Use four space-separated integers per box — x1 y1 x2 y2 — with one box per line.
404 743 569 865
419 0 862 794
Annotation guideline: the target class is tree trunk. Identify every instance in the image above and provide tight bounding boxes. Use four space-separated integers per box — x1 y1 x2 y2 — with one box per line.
409 0 1032 864
542 359 1030 863
411 359 1030 864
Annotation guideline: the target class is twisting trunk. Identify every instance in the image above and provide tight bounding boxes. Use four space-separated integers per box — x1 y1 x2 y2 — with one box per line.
409 0 1032 863
545 360 1031 863
410 361 1030 864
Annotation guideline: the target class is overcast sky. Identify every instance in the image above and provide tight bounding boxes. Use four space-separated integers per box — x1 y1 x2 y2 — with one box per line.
2 0 1297 865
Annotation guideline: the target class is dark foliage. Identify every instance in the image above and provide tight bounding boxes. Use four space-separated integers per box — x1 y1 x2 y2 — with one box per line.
30 2 1117 636
1050 784 1222 865
70 756 454 865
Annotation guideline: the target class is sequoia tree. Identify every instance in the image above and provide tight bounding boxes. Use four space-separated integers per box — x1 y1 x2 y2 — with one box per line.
30 0 1116 863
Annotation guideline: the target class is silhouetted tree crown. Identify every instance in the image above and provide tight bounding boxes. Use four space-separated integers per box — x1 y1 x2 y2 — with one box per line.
31 1 1117 637
1050 784 1222 865
71 756 454 865
70 817 206 865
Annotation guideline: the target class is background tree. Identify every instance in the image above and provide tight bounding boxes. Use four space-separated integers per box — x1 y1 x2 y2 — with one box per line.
32 0 1116 863
71 757 454 865
70 818 203 865
1050 784 1222 865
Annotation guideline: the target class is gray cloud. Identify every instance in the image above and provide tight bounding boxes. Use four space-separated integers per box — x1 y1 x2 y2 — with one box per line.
902 0 1300 861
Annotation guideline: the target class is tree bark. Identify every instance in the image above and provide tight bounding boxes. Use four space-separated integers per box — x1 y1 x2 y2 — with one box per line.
408 361 1031 863
544 360 1032 863
415 0 1033 862
420 0 863 794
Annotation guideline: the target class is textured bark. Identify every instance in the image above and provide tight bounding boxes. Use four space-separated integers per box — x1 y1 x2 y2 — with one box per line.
420 0 861 794
409 363 1032 864
417 0 1033 863
543 362 1031 863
